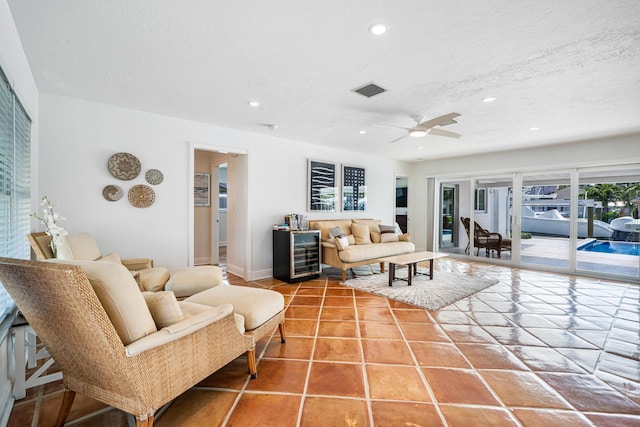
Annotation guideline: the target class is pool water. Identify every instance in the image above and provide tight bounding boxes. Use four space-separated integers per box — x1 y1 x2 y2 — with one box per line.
578 241 640 256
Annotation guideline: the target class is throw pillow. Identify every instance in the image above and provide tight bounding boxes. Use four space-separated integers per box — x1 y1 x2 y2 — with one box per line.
351 223 372 245
379 224 396 234
329 225 346 238
399 233 411 242
143 291 185 329
381 233 400 243
370 231 381 243
98 252 122 264
334 236 349 250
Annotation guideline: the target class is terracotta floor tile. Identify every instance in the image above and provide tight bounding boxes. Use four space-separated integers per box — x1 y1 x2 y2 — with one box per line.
322 296 355 307
285 305 321 319
480 370 570 409
400 322 450 342
314 337 362 362
409 342 471 368
481 326 546 346
225 393 301 427
439 405 518 427
325 288 354 297
7 400 35 427
506 345 585 373
300 397 369 427
371 401 444 426
355 296 388 308
317 320 358 338
366 364 431 402
597 371 640 405
598 352 640 381
66 409 130 426
422 368 500 405
306 362 365 398
357 307 395 322
555 348 601 373
441 325 499 344
362 339 414 365
469 312 516 327
155 390 237 427
359 321 403 339
538 372 640 414
245 359 308 393
295 287 325 296
585 413 640 427
512 408 593 426
320 306 357 321
283 318 318 337
290 295 323 306
38 392 110 425
457 343 528 370
433 310 475 325
263 336 314 360
392 309 432 323
526 327 599 349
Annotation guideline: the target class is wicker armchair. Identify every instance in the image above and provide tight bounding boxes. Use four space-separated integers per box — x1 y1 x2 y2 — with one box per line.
27 232 170 292
460 217 511 257
0 257 256 427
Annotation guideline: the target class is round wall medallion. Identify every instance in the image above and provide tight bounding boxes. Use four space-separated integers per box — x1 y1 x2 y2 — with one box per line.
145 168 164 185
102 185 123 201
107 152 141 180
128 184 156 208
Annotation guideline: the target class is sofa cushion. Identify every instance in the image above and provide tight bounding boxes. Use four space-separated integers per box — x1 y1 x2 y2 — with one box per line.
352 219 381 233
399 233 411 242
337 241 415 263
56 233 102 261
143 291 184 329
329 226 345 238
379 225 396 234
99 252 122 264
334 236 349 250
351 223 372 245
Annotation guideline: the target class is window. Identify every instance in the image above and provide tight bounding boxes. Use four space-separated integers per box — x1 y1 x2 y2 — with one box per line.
0 65 32 320
474 188 487 212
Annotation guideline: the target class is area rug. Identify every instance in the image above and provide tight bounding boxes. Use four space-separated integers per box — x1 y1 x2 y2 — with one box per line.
342 269 499 311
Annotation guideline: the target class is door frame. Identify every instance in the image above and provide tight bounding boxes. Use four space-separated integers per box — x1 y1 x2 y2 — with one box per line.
188 142 250 278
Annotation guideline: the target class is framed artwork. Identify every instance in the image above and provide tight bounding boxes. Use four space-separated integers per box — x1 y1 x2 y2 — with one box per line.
308 159 337 211
194 173 210 207
342 164 366 211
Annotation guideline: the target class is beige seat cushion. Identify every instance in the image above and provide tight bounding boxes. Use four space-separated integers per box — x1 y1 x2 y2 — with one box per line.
185 285 284 331
47 259 157 345
165 266 223 298
138 267 171 292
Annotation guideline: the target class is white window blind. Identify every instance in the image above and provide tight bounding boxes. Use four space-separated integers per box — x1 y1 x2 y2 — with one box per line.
0 65 32 320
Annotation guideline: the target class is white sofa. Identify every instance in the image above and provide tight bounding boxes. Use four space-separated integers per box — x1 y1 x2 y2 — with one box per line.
308 219 415 281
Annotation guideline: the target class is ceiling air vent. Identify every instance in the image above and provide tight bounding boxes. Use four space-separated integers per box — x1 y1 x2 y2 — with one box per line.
351 82 387 98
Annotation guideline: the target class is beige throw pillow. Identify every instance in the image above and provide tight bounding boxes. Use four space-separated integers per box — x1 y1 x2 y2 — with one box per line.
381 233 400 243
351 223 372 245
143 291 185 329
334 236 349 250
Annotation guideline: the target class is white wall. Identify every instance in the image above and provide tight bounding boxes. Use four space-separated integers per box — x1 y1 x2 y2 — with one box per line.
1 1 40 422
38 93 412 278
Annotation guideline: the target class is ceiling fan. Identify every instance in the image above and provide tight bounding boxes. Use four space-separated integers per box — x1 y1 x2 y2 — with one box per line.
375 112 461 143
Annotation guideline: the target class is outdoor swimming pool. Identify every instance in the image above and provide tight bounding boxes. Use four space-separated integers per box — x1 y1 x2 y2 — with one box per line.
578 241 640 256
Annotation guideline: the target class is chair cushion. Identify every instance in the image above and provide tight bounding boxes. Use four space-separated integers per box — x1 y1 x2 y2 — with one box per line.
55 233 102 261
99 252 122 264
165 266 222 297
185 285 284 331
47 259 157 345
143 291 184 328
138 267 171 292
351 223 372 245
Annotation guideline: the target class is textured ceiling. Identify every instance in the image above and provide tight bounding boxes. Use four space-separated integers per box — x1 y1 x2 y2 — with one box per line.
8 0 640 161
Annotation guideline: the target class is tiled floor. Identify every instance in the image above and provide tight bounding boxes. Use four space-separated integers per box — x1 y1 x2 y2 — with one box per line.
8 259 640 426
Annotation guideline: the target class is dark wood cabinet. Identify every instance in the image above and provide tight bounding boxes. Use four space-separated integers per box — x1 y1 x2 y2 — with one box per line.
273 230 321 283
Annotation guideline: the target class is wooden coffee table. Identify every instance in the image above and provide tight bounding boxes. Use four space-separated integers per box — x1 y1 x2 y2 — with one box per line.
381 251 447 286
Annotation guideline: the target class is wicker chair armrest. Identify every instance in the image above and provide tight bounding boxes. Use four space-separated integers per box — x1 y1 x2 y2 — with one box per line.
125 303 234 356
121 258 154 271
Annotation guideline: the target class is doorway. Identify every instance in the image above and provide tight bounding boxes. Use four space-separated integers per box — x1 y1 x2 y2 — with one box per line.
395 176 408 233
190 144 249 279
440 184 458 248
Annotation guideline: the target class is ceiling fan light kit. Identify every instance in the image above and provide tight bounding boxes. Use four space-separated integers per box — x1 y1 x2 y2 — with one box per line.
409 130 428 137
376 112 462 143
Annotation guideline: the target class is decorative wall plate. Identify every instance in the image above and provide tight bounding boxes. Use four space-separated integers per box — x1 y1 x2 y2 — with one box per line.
102 185 123 201
128 184 155 208
108 152 141 180
145 168 164 185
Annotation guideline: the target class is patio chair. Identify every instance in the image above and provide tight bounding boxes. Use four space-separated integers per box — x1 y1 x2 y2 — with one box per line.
461 217 511 257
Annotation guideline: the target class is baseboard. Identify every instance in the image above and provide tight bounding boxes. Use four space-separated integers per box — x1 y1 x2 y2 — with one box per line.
194 257 210 266
251 268 273 281
226 263 244 279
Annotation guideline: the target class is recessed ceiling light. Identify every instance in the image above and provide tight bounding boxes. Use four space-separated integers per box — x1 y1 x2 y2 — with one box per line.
248 101 260 107
482 97 496 103
529 126 540 131
369 23 387 35
417 146 424 150
358 130 367 135
267 124 278 130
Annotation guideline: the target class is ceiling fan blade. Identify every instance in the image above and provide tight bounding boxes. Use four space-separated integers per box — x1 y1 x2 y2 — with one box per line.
388 133 410 144
373 123 412 131
416 112 461 130
428 128 462 138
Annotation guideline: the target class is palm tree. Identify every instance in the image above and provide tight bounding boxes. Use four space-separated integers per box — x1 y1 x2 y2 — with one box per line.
584 184 623 215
